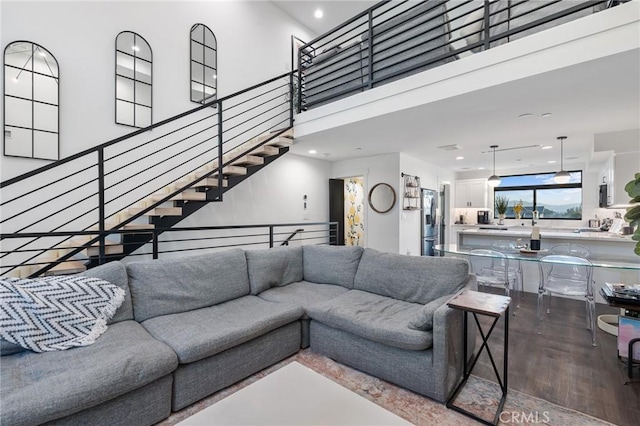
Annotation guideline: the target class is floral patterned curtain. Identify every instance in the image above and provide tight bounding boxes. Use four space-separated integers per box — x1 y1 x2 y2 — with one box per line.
344 177 365 246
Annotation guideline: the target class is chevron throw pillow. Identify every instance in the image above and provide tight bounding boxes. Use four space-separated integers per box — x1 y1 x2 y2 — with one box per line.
0 275 125 353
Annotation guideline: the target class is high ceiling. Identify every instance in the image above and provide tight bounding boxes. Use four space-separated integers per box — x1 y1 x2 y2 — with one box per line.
271 0 378 36
273 1 640 173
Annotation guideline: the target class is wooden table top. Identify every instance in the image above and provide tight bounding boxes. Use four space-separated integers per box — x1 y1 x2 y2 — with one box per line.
447 290 511 317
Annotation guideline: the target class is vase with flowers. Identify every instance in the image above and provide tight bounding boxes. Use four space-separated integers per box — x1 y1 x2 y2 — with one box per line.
513 200 524 220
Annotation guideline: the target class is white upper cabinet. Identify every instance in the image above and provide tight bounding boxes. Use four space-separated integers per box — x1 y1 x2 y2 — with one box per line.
455 179 488 208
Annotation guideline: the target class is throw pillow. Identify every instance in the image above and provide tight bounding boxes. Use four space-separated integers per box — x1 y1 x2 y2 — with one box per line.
459 6 485 46
408 293 456 331
0 275 125 352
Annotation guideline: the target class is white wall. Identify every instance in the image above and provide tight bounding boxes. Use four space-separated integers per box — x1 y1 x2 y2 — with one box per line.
331 153 400 253
181 153 330 226
398 153 455 256
0 0 314 180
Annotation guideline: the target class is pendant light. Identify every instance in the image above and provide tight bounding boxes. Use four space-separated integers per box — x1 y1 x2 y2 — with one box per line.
487 145 501 187
553 136 571 184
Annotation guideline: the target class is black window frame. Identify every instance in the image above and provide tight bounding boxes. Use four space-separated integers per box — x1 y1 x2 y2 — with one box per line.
493 170 583 220
190 23 217 104
3 40 60 160
115 31 152 129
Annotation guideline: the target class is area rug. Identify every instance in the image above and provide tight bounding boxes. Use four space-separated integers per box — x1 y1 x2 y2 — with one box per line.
159 349 613 425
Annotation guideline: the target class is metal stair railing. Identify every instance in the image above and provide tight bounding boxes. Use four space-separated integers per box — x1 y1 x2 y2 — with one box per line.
0 222 339 271
0 71 296 278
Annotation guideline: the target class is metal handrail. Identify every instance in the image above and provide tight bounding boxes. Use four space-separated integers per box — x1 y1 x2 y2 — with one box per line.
1 70 296 277
297 0 608 111
0 222 339 273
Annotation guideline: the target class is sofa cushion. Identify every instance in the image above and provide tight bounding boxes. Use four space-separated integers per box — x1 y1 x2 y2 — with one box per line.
126 249 250 322
303 245 364 288
0 320 178 426
258 280 349 316
354 249 469 304
408 293 456 331
307 290 432 351
141 295 304 364
245 246 303 295
82 260 133 324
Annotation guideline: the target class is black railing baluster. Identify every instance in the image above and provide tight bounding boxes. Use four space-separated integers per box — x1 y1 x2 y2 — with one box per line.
269 226 274 248
367 9 374 89
152 230 158 260
483 0 491 51
217 100 224 201
98 148 106 265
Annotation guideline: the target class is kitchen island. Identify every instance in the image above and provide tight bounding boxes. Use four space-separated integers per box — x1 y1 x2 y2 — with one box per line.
443 226 639 303
455 226 637 263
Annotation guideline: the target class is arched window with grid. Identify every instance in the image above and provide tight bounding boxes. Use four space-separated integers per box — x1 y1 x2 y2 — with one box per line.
4 41 59 160
190 24 217 104
115 31 152 128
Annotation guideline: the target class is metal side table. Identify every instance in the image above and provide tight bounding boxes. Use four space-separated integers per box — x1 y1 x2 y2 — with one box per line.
446 290 511 426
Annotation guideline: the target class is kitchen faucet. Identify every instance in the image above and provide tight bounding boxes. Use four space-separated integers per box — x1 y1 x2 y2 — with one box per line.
523 208 538 226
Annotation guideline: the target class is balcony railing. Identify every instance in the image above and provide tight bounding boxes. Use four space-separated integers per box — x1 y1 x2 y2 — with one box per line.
296 0 614 111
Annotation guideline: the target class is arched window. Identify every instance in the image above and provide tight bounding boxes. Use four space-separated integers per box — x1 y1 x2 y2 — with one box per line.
190 24 217 103
4 41 59 160
115 31 152 128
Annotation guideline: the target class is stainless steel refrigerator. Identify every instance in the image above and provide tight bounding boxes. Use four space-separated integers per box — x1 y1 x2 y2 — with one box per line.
421 188 439 256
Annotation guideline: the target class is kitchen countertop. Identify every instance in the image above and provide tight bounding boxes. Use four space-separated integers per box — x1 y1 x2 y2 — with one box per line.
456 227 635 243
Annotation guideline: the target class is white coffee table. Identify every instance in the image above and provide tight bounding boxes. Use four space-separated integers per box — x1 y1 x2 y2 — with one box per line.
177 361 412 425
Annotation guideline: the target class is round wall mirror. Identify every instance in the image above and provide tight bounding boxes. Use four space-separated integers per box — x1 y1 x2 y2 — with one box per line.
368 183 396 213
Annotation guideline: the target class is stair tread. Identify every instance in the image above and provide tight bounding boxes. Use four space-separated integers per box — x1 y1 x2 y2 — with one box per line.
44 260 87 275
151 191 207 201
192 178 228 188
128 207 183 216
231 154 264 166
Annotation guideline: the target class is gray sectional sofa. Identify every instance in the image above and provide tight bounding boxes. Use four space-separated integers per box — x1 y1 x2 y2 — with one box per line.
1 245 476 425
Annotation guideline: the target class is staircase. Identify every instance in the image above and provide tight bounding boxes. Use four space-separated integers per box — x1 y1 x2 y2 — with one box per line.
0 72 296 278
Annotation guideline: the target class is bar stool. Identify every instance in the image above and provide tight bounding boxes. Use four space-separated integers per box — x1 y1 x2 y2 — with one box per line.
490 240 524 312
468 249 516 298
538 255 596 346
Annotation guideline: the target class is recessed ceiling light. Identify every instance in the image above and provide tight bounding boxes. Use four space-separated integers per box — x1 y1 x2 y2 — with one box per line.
478 167 485 170
213 74 217 79
460 167 471 170
455 156 464 160
12 77 18 83
308 149 317 154
314 9 323 19
518 113 532 118
547 160 556 164
38 51 46 58
132 45 140 52
541 145 553 150
541 112 552 118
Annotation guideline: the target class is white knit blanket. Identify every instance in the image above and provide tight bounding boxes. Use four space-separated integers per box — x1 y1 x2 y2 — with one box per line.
0 275 125 352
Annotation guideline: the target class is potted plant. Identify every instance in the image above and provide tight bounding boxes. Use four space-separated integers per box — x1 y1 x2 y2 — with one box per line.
495 195 509 225
624 172 640 256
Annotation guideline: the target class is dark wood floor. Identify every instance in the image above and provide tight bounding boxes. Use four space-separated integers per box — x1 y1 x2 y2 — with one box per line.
472 290 640 426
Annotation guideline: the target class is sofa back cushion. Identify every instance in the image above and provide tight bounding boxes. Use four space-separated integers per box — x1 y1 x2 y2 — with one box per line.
354 248 469 304
245 246 303 295
303 245 364 289
82 260 133 324
126 249 250 322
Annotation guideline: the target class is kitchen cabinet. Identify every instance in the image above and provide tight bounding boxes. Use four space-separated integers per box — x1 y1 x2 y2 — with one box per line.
455 179 487 208
600 153 639 207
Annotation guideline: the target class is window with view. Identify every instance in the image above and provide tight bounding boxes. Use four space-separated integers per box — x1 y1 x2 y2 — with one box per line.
494 171 582 220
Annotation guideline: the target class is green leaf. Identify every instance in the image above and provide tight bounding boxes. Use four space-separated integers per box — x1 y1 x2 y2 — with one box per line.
626 177 640 198
635 241 640 256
